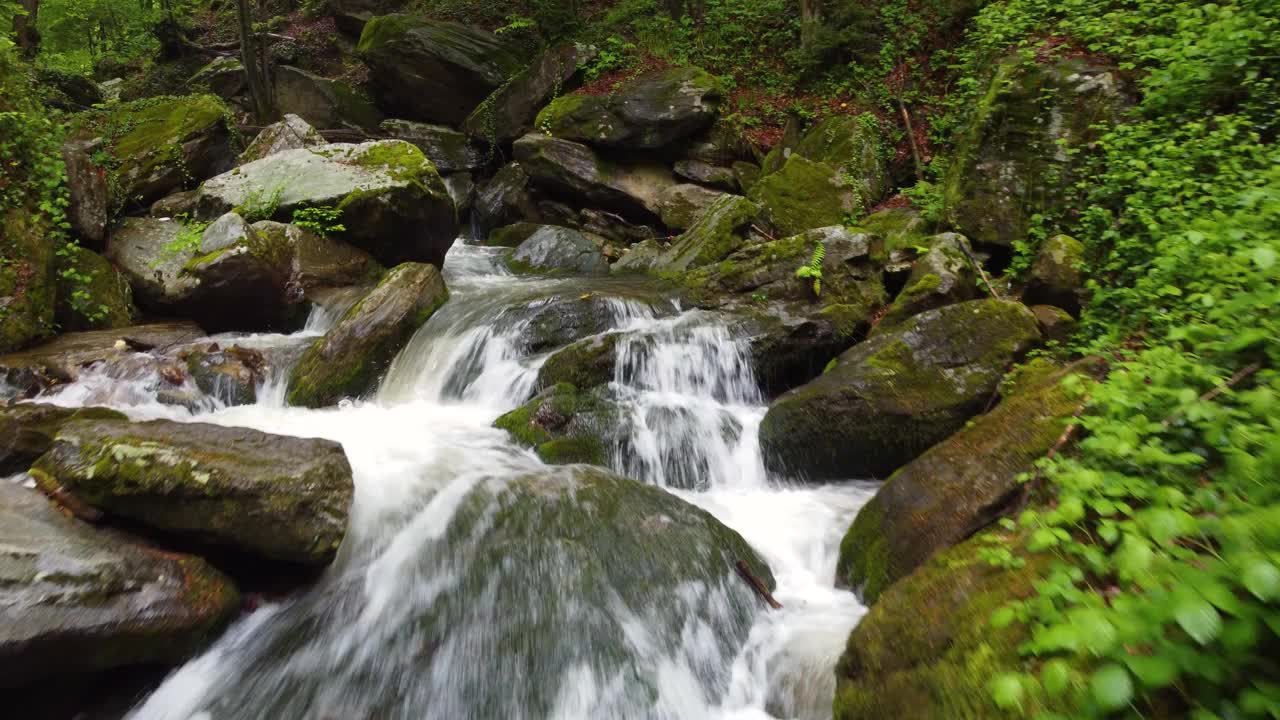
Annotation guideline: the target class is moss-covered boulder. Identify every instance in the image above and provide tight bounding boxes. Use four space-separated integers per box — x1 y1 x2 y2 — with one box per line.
514 133 676 220
32 417 354 567
67 95 234 212
848 205 932 257
0 481 239 689
463 42 598 144
1023 233 1085 314
62 138 109 244
759 300 1041 480
510 290 673 353
195 140 457 268
1029 303 1077 343
750 155 861 237
181 343 268 407
648 195 760 272
732 161 762 194
188 56 246 99
495 383 624 466
287 262 448 407
484 221 542 248
380 119 486 173
507 225 609 275
0 404 126 475
943 55 1125 247
0 209 56 353
790 114 888 207
325 0 410 35
657 183 730 231
272 65 384 131
838 370 1080 603
875 233 978 330
357 15 526 126
252 220 383 296
536 333 620 391
833 529 1048 720
237 114 326 165
535 67 724 150
54 246 137 333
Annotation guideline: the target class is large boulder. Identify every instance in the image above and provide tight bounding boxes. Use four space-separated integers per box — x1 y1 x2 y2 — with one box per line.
252 220 383 295
463 42 598 144
837 370 1081 603
106 215 299 331
508 290 674 354
514 133 676 220
325 0 410 35
1023 233 1085 314
380 119 486 173
67 95 234 212
507 225 609 275
32 418 354 567
0 209 56 353
673 159 738 192
0 404 126 475
874 233 978 330
944 55 1125 246
496 383 626 466
195 140 457 268
536 334 620 391
0 482 239 688
473 161 540 235
789 114 889 207
54 246 137 332
132 464 774 718
188 56 246 99
657 183 729 231
357 15 526 125
833 529 1048 720
649 195 760 272
534 67 724 150
750 155 861 237
287 262 449 407
62 138 109 244
238 114 327 165
759 300 1042 480
272 65 384 130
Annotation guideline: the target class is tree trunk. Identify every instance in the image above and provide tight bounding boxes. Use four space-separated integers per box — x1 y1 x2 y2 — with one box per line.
799 0 822 50
14 0 40 57
236 0 272 122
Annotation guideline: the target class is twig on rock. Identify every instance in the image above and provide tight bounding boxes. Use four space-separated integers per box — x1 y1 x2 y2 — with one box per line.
736 560 783 609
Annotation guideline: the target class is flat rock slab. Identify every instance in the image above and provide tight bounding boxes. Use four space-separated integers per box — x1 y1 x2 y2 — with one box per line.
0 321 204 394
32 418 355 567
0 481 238 688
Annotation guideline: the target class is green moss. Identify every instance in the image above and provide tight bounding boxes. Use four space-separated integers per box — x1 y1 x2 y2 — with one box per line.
750 155 858 237
536 436 606 465
820 302 875 341
356 13 417 54
0 209 56 352
351 140 434 181
836 495 889 596
534 94 595 133
54 246 136 332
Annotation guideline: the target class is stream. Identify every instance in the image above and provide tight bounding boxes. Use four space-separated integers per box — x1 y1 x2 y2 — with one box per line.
35 240 875 720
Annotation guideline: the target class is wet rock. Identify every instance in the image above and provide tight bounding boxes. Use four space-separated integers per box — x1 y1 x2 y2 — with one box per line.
512 291 671 353
874 233 978 330
67 95 234 211
508 225 610 275
535 67 724 150
188 56 246 99
536 333 620 391
62 138 109 244
0 481 239 689
287 263 449 407
181 343 268 406
0 321 204 394
251 220 383 295
944 55 1125 246
238 114 327 165
658 183 729 231
1023 234 1085 314
380 119 486 173
650 194 760 272
673 159 739 192
54 246 137 333
357 15 526 125
612 239 667 273
514 133 676 220
32 417 354 567
462 42 599 144
443 173 475 216
195 140 457 269
473 162 541 236
837 370 1081 602
485 222 542 248
578 207 660 246
759 300 1042 480
732 161 762 195
272 65 384 130
0 404 127 475
325 0 410 35
496 383 626 466
750 155 861 237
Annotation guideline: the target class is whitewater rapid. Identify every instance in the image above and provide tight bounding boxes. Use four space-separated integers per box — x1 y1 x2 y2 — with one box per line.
34 241 874 720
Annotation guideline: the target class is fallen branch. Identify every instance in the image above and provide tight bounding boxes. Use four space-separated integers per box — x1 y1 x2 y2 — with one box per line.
736 560 783 609
750 224 778 242
956 240 1002 300
1161 361 1263 429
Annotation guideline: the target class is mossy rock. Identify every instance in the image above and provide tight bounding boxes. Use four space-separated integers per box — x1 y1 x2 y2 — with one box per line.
68 94 234 211
514 133 676 220
1023 234 1085 314
506 225 609 275
54 246 137 333
0 208 56 353
850 206 932 256
380 119 486 173
833 529 1050 719
732 161 762 195
657 183 729 232
652 195 760 272
792 114 888 208
273 65 385 131
750 155 861 237
286 263 449 407
32 417 354 567
357 15 526 126
943 55 1125 247
463 42 599 145
838 368 1081 602
536 333 620 391
759 300 1042 480
485 221 543 248
0 403 126 475
874 233 978 330
495 383 623 467
237 114 326 165
0 481 239 688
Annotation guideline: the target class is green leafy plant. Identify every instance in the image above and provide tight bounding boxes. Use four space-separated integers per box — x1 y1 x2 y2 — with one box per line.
291 205 346 237
794 242 825 296
233 182 285 223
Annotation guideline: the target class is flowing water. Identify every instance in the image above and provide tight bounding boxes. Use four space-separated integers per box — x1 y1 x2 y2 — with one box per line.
33 241 875 720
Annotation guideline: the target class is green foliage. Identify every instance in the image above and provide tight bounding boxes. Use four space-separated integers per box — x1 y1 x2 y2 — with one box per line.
34 0 202 74
794 241 825 296
291 205 346 238
158 214 208 260
938 1 1280 718
583 35 632 81
232 183 285 223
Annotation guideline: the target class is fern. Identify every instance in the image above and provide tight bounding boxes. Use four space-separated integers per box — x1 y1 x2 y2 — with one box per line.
794 242 825 296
